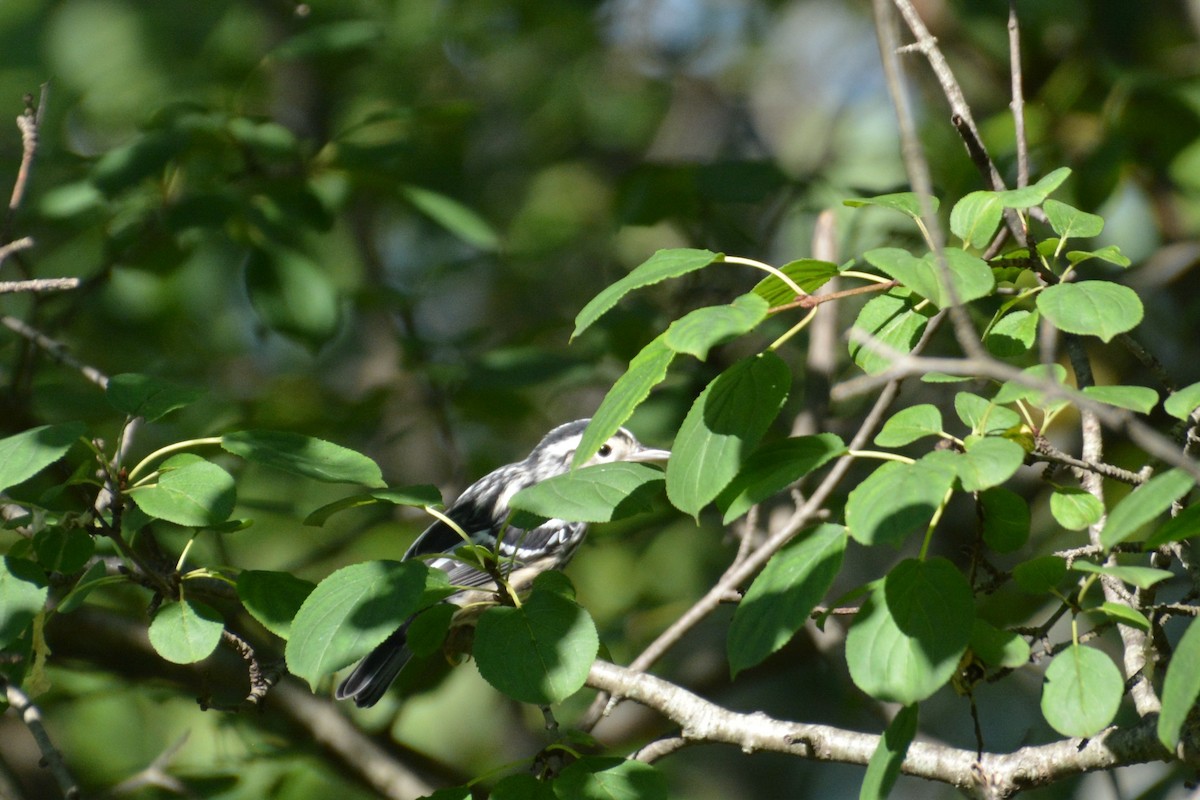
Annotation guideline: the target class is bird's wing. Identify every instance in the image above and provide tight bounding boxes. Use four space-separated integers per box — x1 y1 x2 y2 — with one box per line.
402 493 514 590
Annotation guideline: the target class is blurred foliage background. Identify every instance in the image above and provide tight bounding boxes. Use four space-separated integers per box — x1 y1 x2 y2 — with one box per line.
2 0 1200 798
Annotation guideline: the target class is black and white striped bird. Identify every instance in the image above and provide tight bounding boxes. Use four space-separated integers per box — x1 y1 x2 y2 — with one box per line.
336 419 671 708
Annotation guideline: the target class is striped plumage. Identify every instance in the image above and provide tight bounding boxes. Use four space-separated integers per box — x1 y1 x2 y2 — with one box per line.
336 419 671 708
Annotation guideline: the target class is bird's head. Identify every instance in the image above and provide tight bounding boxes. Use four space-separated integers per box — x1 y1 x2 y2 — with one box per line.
526 419 671 479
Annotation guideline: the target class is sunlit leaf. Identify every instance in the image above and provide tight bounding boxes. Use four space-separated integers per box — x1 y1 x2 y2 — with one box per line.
510 462 665 523
1037 282 1143 343
717 434 845 523
1159 617 1200 750
1041 644 1122 738
148 599 224 664
874 405 943 447
664 294 769 360
0 423 87 495
222 430 386 487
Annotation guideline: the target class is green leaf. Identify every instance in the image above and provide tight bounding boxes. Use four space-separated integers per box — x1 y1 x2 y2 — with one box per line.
844 193 938 220
1158 616 1200 750
1164 381 1200 421
148 599 225 664
1043 198 1104 240
1100 469 1194 549
510 462 665 523
849 292 929 375
716 434 846 523
845 455 957 547
666 353 790 517
554 757 667 800
874 405 943 447
955 437 1025 492
237 570 316 640
58 561 118 614
573 335 675 467
1050 487 1105 531
286 560 437 689
402 185 499 251
1070 560 1174 590
950 191 1003 249
860 704 918 800
984 309 1038 357
864 247 993 308
572 248 719 340
998 167 1071 208
845 558 974 704
304 485 443 526
222 430 386 487
979 487 1030 553
1091 602 1150 632
969 619 1030 669
406 604 457 658
106 373 203 422
994 363 1069 406
492 774 557 800
0 423 87 494
1041 643 1123 738
727 524 847 677
751 259 839 305
1066 246 1131 268
0 557 48 648
1036 282 1144 343
244 245 341 350
128 457 236 527
1013 556 1066 594
1081 385 1158 414
32 528 95 573
473 576 599 705
1144 502 1200 549
664 294 769 360
954 392 1022 435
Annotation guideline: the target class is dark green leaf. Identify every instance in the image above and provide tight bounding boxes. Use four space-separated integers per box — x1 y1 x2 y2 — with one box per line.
1043 198 1104 239
1144 502 1200 549
1041 644 1122 738
954 393 1022 435
845 454 957 547
1158 617 1200 750
1100 469 1194 549
955 437 1025 492
106 373 202 422
244 245 341 350
0 423 87 494
1013 556 1067 594
844 193 938 219
979 487 1030 553
32 528 95 573
222 430 386 487
664 294 768 360
717 434 846 523
969 619 1030 668
1081 385 1158 414
860 705 918 800
148 599 225 664
984 309 1038 357
0 557 48 648
849 292 929 375
554 757 667 800
128 457 236 527
864 247 993 308
1070 560 1173 590
510 462 664 523
574 336 675 467
305 485 442 526
950 191 1003 249
1049 488 1104 531
237 570 316 640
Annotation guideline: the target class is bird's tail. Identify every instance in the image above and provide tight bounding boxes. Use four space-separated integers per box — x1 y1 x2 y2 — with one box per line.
335 623 412 708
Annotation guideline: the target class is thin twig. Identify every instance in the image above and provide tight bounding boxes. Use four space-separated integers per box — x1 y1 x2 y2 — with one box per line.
0 277 79 295
1008 1 1029 189
1 315 109 389
3 678 81 799
0 235 35 267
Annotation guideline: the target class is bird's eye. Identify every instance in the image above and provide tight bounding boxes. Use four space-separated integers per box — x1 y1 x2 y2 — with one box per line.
598 444 613 457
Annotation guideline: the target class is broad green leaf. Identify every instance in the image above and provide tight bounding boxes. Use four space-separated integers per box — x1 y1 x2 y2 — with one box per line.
0 557 48 648
572 248 719 340
860 704 918 800
237 570 316 640
1013 556 1067 594
950 191 1003 249
664 293 769 360
106 373 202 422
222 430 386 487
849 292 929 375
554 757 668 800
1070 560 1173 590
1081 385 1158 414
845 558 974 703
1036 282 1144 343
969 619 1030 669
1144 502 1200 548
492 774 556 800
717 434 846 523
574 335 675 467
0 423 87 494
1100 469 1194 549
32 528 95 573
1158 616 1200 750
845 454 957 547
864 248 993 308
510 462 665 523
1041 644 1122 738
998 167 1071 208
874 404 943 447
666 353 790 517
985 309 1038 357
286 560 437 689
751 259 839 305
405 604 457 658
954 393 1022 435
148 599 225 664
1050 487 1105 531
956 437 1025 492
1091 602 1150 632
844 193 938 219
402 185 499 251
1164 381 1200 421
473 577 598 705
305 485 443 526
994 363 1070 407
1066 246 1131 268
1043 198 1104 239
128 456 236 527
727 524 847 677
979 487 1030 553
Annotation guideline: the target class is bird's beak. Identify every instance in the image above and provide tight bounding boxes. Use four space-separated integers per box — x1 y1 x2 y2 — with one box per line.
628 447 672 463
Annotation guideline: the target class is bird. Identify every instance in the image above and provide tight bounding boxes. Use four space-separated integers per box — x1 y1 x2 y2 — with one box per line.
336 419 671 708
